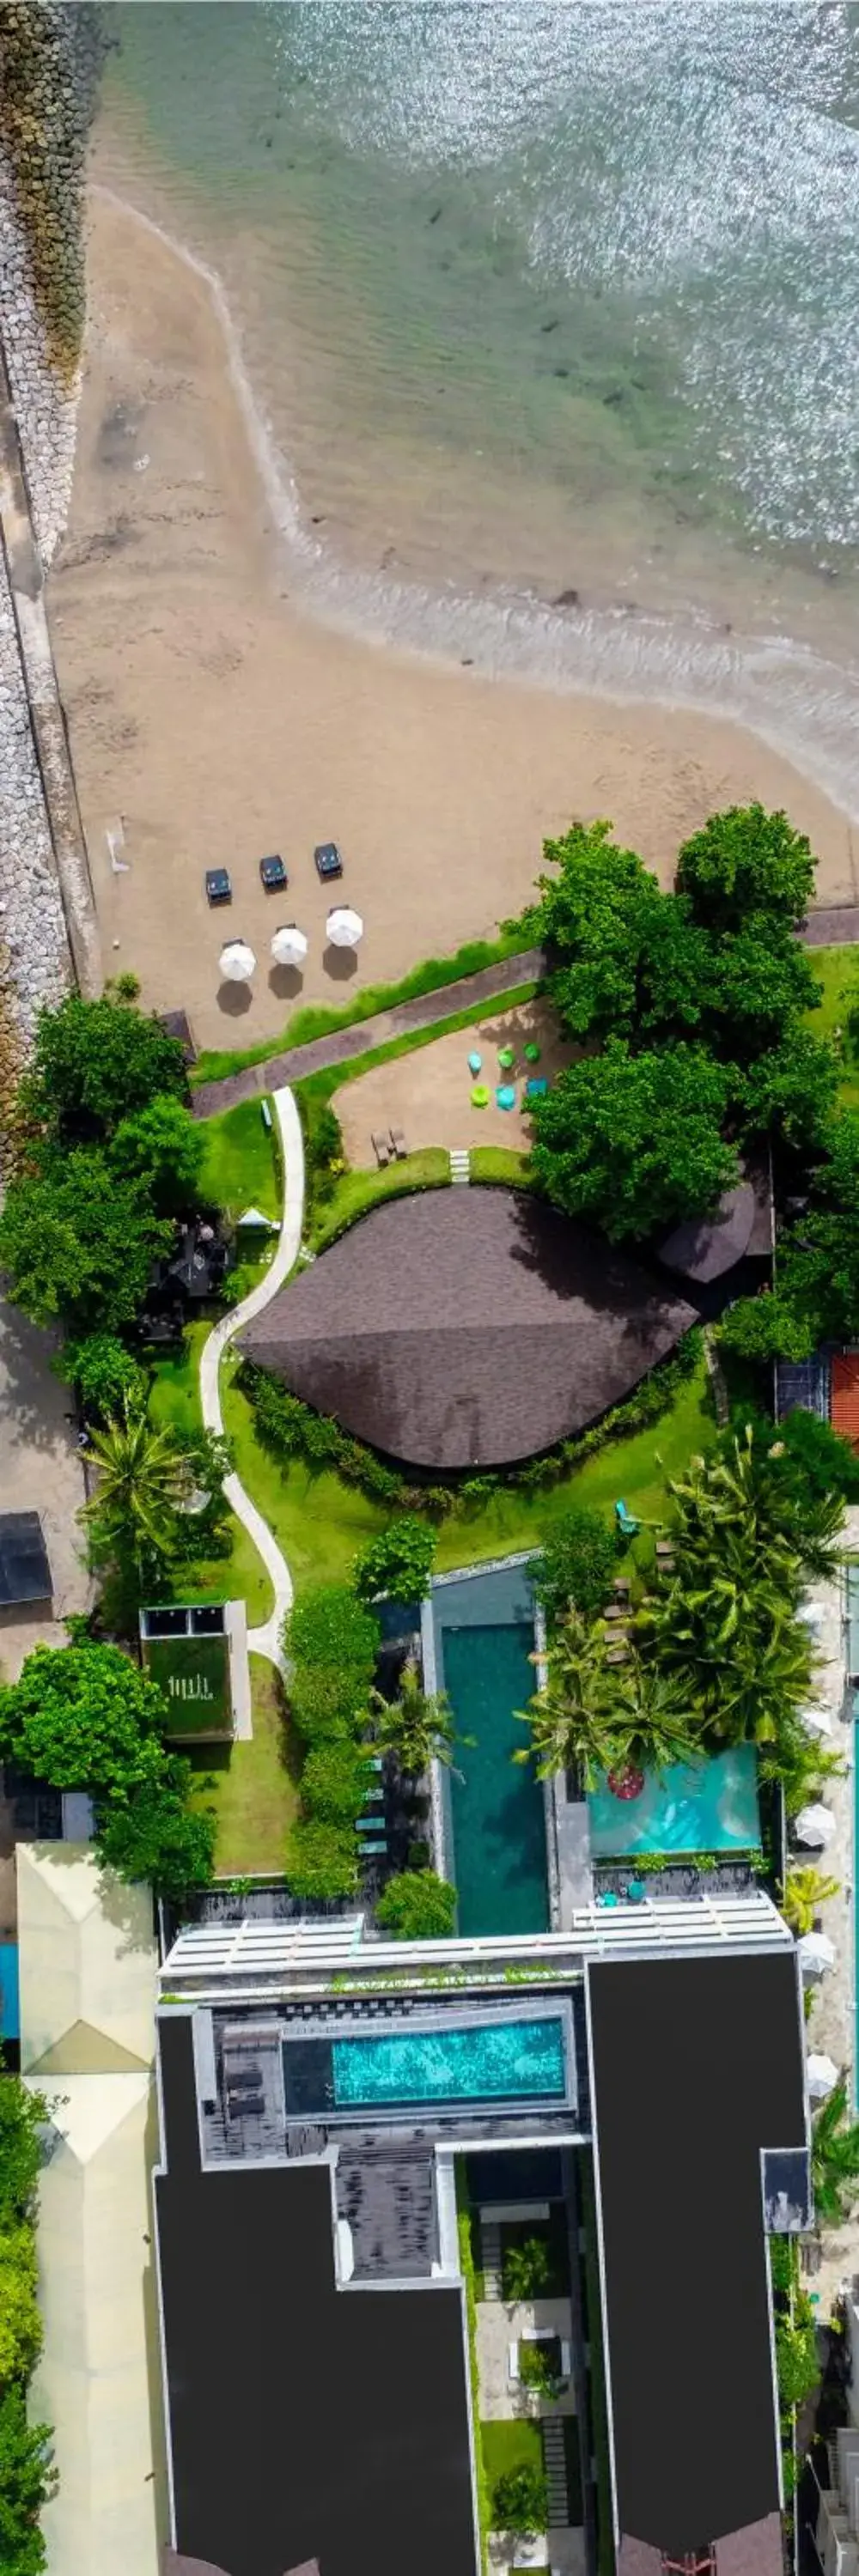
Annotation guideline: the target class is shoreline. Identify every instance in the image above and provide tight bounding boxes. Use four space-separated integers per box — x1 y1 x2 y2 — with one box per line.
45 187 859 1051
91 182 859 831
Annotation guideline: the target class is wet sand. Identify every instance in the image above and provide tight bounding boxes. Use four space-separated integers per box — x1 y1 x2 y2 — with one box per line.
46 191 859 1054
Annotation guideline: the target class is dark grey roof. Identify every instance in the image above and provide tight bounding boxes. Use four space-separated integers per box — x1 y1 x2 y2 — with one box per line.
0 1513 51 1607
587 1949 806 2556
240 1188 697 1468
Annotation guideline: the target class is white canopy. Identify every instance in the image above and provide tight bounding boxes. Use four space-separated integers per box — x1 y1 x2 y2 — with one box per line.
218 939 256 983
807 2051 840 2099
326 904 363 948
798 1932 837 1978
793 1801 837 1849
271 924 308 966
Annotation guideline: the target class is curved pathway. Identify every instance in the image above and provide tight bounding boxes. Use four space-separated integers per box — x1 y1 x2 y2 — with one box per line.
198 1084 305 1674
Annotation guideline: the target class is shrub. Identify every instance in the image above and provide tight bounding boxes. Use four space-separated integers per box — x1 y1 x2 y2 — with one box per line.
64 1332 149 1421
285 1818 358 1900
355 1516 436 1607
286 1584 380 1680
375 1870 457 1940
492 2460 548 2536
529 1506 618 1625
301 1740 370 1825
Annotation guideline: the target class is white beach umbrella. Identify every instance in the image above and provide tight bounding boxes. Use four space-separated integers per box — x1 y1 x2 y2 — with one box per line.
218 939 256 983
326 905 363 949
807 2051 840 2099
798 1932 837 1979
793 1801 837 1850
271 925 308 967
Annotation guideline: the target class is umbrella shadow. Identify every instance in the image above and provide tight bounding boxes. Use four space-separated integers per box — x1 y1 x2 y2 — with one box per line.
269 963 304 1001
216 981 253 1016
323 944 358 981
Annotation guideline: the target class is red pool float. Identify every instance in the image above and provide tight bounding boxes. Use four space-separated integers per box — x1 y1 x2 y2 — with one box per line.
607 1765 645 1801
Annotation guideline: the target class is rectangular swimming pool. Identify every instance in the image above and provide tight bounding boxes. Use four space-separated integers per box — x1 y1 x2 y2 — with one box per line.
587 1742 760 1859
443 1618 549 1938
331 2015 566 2109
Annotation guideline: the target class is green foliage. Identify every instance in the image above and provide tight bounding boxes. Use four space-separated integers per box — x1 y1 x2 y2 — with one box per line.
286 1584 380 1680
64 1333 149 1422
0 1150 170 1334
301 1739 371 1825
675 804 816 931
0 2387 56 2576
492 2460 549 2535
284 1817 358 1899
24 993 186 1147
355 1515 436 1606
0 2227 42 2385
502 2234 553 2302
528 1506 618 1625
375 1871 458 1939
108 1094 205 1217
531 1039 736 1241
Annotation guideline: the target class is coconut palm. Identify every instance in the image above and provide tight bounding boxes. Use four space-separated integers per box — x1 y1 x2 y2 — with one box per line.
781 1866 840 1937
812 2077 859 2228
370 1655 468 1779
82 1397 190 1571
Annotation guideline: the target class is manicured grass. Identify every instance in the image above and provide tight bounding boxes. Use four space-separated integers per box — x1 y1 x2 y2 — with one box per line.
198 1096 281 1219
188 1654 300 1874
310 1148 450 1251
481 2416 544 2500
805 941 859 1105
192 930 533 1083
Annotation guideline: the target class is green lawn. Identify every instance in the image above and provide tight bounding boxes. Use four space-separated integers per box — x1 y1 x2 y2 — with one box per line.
805 941 859 1105
481 2417 544 2504
198 1096 281 1219
188 1653 300 1874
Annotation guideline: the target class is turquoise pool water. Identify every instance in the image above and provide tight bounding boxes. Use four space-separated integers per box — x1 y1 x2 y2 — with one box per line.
332 2016 566 2110
442 1619 549 1940
588 1743 760 1859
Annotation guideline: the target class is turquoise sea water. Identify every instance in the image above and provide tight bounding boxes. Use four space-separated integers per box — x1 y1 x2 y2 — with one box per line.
331 2014 566 2107
94 3 859 811
587 1742 760 1860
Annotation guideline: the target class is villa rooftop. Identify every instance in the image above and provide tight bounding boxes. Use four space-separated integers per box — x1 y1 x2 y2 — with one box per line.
239 1186 697 1467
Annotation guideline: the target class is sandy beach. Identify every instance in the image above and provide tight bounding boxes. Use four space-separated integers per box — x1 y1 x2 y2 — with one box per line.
46 191 859 1054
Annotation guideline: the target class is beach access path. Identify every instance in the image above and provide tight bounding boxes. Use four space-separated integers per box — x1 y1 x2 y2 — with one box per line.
192 946 545 1118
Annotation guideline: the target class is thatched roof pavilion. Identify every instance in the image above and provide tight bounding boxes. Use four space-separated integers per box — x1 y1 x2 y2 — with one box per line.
240 1187 697 1470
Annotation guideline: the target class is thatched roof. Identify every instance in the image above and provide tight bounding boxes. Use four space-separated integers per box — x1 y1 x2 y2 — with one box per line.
240 1187 697 1469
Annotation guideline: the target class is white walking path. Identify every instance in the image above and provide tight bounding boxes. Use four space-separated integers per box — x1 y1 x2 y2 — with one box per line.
198 1086 304 1677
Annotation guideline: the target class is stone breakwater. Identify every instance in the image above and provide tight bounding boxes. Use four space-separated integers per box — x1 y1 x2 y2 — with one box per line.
0 3 105 1122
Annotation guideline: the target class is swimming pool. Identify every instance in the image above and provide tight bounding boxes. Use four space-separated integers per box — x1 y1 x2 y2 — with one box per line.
331 2015 566 2109
587 1743 760 1858
442 1617 549 1938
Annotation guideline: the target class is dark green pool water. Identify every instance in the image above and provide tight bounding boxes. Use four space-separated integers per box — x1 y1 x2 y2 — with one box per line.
443 1620 549 1939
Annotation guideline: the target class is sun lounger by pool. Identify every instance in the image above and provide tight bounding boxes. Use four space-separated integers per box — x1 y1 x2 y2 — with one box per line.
372 1131 393 1166
472 1084 490 1108
496 1084 516 1110
389 1127 408 1159
525 1078 547 1099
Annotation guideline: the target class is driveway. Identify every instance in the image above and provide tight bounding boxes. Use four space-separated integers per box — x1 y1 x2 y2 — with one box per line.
0 1297 91 1682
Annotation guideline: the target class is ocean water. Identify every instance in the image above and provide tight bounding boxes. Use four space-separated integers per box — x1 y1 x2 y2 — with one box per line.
94 2 859 812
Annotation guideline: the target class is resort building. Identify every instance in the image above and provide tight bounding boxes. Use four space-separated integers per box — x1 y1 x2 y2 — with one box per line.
152 1892 807 2576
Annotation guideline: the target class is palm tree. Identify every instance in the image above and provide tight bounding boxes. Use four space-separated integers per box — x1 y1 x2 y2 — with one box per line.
812 2077 859 2228
781 1866 840 1936
82 1397 190 1574
371 1655 469 1779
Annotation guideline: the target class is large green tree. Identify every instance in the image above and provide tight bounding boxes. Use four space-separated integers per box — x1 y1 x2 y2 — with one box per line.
22 991 186 1146
531 1038 736 1241
675 803 816 930
0 1151 170 1334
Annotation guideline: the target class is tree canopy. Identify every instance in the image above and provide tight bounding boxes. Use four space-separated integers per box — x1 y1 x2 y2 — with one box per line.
531 1039 736 1240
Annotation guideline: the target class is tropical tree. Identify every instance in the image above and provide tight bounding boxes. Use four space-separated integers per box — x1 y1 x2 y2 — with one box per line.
780 1867 840 1936
370 1656 468 1778
531 1038 737 1242
82 1399 192 1576
812 2077 859 2228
